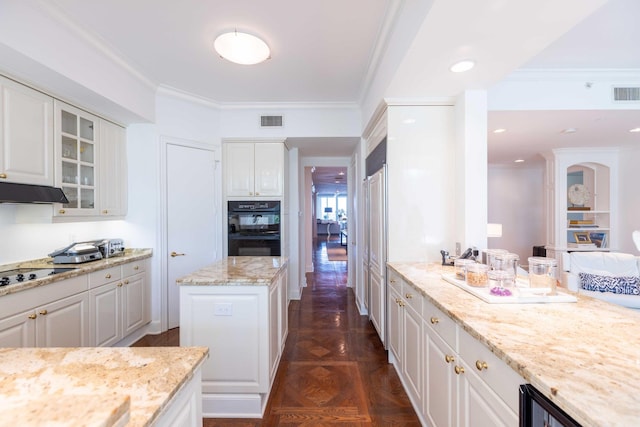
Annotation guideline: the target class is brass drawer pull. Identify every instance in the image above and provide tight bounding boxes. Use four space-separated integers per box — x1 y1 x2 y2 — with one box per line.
39 310 48 316
445 354 455 363
28 313 37 320
124 279 129 285
105 273 112 279
59 209 66 214
133 266 139 270
405 293 413 299
454 365 465 375
476 360 488 371
430 317 439 324
0 173 7 179
117 282 123 287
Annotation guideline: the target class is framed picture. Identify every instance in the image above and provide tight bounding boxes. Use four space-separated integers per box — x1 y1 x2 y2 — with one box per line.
573 231 591 243
589 232 606 248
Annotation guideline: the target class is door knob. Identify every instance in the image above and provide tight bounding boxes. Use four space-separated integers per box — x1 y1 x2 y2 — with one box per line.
171 251 186 257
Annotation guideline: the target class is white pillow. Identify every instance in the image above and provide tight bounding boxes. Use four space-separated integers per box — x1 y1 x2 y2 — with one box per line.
570 252 639 277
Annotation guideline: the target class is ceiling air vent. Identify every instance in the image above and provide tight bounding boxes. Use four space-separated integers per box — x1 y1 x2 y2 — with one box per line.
260 115 283 127
613 87 640 102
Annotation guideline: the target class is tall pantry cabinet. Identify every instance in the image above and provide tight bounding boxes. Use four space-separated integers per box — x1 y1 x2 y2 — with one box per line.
361 103 456 346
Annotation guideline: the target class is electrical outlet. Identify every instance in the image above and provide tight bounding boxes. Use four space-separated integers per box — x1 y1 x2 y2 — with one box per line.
214 303 233 316
455 242 461 256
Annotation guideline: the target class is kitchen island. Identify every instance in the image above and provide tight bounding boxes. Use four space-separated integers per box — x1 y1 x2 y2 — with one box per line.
388 262 640 427
177 256 288 418
0 346 208 427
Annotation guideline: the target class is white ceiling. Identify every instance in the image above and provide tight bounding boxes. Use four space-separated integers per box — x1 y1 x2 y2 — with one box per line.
47 0 640 173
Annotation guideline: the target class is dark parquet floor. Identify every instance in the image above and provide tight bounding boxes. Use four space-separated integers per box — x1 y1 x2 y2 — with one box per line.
133 236 420 426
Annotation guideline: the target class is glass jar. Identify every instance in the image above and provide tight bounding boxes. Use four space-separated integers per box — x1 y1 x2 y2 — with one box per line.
485 249 508 270
465 263 489 287
454 258 476 280
488 269 515 296
494 253 520 278
527 256 558 295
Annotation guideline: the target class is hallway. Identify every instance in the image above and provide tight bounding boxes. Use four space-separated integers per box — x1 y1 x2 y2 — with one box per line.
135 236 420 425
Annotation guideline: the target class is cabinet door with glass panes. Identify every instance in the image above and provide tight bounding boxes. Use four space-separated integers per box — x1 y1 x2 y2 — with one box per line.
53 101 99 216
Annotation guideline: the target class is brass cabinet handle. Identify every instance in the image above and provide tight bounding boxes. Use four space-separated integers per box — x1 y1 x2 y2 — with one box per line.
171 251 186 257
0 173 7 179
476 360 488 371
390 279 396 283
105 273 112 279
133 266 139 270
59 209 66 214
124 279 129 285
102 209 108 214
395 298 401 305
405 293 413 299
39 310 48 315
430 317 439 324
28 313 37 320
255 192 260 195
117 282 123 287
455 365 465 375
445 355 455 363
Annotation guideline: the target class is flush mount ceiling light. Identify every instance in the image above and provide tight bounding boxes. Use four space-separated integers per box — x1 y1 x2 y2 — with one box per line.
630 127 640 133
449 60 475 73
561 128 578 134
493 128 507 134
214 31 270 65
514 159 525 163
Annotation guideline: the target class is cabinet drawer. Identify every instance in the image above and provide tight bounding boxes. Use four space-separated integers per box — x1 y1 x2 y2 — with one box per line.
401 282 422 316
387 269 402 293
459 328 523 412
0 275 88 315
122 260 145 277
424 300 457 350
89 266 121 289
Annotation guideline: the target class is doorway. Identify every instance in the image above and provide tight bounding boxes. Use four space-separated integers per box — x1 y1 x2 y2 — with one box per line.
162 137 220 330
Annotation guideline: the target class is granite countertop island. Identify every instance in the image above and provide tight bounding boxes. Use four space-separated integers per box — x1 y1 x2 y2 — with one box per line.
0 346 208 427
388 262 640 427
0 248 153 297
176 256 288 286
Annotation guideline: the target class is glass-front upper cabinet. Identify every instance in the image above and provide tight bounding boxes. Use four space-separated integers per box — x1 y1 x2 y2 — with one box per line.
54 101 99 216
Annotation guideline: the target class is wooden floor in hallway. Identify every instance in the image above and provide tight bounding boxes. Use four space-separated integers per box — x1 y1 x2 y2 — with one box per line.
133 235 420 426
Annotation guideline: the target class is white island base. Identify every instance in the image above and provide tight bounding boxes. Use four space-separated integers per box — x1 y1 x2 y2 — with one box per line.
178 257 289 418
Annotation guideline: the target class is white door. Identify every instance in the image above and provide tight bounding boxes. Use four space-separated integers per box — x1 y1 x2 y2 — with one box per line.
166 142 217 329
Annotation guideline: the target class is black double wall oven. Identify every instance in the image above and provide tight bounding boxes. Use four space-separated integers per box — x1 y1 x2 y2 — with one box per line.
228 201 281 256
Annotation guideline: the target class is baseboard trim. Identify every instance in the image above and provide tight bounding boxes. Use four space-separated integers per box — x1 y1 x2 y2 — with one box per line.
201 393 266 418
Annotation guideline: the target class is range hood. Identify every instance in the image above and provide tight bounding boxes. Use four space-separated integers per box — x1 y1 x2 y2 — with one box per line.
0 182 69 204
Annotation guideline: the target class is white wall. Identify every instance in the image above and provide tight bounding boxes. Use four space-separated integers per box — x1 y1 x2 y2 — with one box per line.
488 164 545 265
618 145 640 254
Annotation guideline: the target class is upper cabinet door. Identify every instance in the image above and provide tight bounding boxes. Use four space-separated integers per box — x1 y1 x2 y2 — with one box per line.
254 143 283 197
0 76 54 185
99 120 127 217
54 101 100 217
224 143 255 197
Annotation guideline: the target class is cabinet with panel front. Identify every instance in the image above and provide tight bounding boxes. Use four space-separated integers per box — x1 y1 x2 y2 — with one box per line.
0 75 54 186
223 141 284 197
0 275 90 348
89 259 150 347
387 270 423 409
422 297 520 427
54 101 127 219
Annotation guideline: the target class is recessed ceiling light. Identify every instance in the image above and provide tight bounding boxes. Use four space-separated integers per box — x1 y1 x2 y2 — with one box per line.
402 118 416 124
561 128 578 134
449 60 475 73
630 127 640 133
493 128 507 134
514 159 525 163
214 31 270 65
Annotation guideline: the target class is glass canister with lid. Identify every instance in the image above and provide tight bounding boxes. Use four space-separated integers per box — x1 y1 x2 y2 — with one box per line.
494 252 520 278
527 256 558 295
485 249 508 270
454 258 476 280
465 263 489 287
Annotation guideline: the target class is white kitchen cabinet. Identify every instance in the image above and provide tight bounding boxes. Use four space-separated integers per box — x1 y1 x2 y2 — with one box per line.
0 75 54 186
422 296 520 427
369 269 384 342
89 259 150 347
179 264 288 418
387 270 423 413
0 309 37 347
0 281 90 348
224 142 284 197
54 100 128 219
99 119 127 217
36 292 90 347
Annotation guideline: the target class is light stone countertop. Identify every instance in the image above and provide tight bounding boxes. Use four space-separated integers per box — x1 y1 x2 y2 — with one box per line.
388 262 640 427
0 248 152 297
176 256 288 286
0 346 208 427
